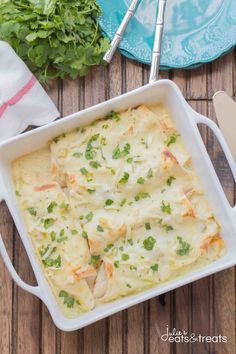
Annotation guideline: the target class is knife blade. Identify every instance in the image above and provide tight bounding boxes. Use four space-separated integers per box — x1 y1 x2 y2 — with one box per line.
213 91 236 162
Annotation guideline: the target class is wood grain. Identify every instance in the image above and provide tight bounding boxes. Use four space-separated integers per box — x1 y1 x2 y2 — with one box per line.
0 49 235 354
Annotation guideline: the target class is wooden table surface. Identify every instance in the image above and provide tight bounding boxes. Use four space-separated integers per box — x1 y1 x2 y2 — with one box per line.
0 49 236 354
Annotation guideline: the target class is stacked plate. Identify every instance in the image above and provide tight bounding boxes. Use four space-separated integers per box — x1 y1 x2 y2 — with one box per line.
98 0 236 69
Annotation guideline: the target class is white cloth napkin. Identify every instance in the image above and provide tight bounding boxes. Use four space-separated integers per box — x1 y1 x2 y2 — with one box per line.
0 41 60 141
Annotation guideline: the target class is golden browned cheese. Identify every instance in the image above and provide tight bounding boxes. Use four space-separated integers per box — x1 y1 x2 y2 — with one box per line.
12 105 225 317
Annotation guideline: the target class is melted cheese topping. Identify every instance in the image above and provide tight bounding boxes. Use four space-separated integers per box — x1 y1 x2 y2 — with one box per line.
12 104 225 317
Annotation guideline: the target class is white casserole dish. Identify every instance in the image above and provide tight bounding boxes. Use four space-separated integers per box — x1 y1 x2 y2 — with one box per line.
0 79 235 331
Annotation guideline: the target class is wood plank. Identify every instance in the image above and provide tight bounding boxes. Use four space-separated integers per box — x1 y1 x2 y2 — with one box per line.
14 230 41 354
83 64 107 354
207 102 235 354
0 203 14 354
187 64 208 99
209 52 234 97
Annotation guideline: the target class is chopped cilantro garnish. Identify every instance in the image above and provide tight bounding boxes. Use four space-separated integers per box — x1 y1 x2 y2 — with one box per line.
89 255 101 264
102 123 109 129
59 290 75 308
143 236 156 251
151 264 158 272
85 212 94 222
16 190 21 197
72 152 82 158
85 134 100 160
145 222 151 230
122 253 130 261
166 176 176 186
82 231 88 239
119 172 129 184
112 143 131 159
176 236 191 256
44 255 61 268
80 167 88 175
161 188 166 193
87 188 96 194
165 225 174 232
106 111 120 121
71 229 78 235
97 225 104 232
105 199 114 206
126 157 133 163
50 231 56 242
161 200 172 214
134 192 150 201
127 239 133 246
43 218 54 229
114 260 120 268
104 243 114 252
100 136 107 146
137 177 145 184
120 198 127 207
166 133 180 147
89 161 101 169
47 201 57 214
147 168 153 178
126 283 132 288
27 207 37 216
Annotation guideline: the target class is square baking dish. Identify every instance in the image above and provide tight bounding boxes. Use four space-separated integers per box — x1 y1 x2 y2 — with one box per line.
0 79 235 331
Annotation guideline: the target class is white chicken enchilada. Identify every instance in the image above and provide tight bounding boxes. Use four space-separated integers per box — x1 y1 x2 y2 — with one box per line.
12 104 225 318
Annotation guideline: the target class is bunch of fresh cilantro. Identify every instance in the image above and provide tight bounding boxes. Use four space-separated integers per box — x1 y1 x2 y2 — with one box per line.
0 0 109 83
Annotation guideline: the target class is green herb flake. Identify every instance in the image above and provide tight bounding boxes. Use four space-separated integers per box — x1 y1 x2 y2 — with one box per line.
89 161 101 169
82 231 88 239
147 168 153 178
85 212 94 222
166 176 176 186
165 225 174 232
102 124 109 129
176 236 191 256
106 111 120 121
126 283 132 288
120 198 127 207
27 207 37 216
119 172 129 184
137 177 145 184
127 239 133 246
104 243 114 252
143 236 156 251
16 190 21 197
97 225 104 232
47 201 57 214
112 143 130 159
145 222 151 230
161 200 172 214
43 218 54 229
126 157 133 163
80 167 88 175
105 199 114 206
60 202 70 211
150 264 158 272
50 231 56 242
85 134 100 160
87 188 96 194
114 260 120 268
134 192 150 202
44 255 61 268
89 255 101 264
122 253 130 261
166 133 180 147
130 265 137 271
71 229 78 235
72 152 83 158
141 138 148 149
59 290 75 308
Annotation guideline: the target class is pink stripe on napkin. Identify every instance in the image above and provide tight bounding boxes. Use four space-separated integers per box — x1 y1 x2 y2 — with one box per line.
0 75 36 118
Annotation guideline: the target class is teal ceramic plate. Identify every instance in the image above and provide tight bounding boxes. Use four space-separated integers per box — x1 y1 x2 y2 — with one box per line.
97 0 236 69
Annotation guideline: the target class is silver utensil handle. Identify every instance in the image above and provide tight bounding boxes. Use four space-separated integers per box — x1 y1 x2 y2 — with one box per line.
149 0 167 83
103 0 140 63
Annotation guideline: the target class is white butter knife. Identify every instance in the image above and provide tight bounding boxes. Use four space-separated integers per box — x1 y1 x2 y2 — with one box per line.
213 91 236 162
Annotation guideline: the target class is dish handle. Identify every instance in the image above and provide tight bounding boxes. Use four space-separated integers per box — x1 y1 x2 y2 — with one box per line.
0 234 44 300
192 111 236 217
